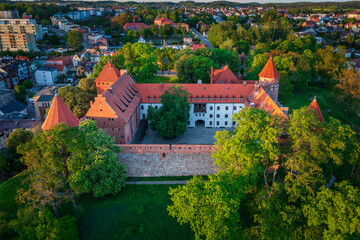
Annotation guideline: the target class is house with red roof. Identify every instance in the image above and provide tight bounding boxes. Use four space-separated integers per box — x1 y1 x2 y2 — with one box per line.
84 57 287 144
154 18 189 32
42 94 80 130
192 44 206 51
123 22 150 31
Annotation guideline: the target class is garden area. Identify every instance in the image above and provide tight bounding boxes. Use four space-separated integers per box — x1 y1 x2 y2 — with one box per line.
0 173 193 240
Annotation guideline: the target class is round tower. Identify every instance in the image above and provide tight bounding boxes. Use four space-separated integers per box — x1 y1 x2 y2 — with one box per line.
258 57 280 102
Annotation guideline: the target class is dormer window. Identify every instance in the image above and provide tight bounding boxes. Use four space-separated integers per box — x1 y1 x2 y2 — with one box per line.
240 97 243 101
232 96 235 101
219 96 223 101
195 96 199 101
225 96 228 101
147 97 151 101
153 97 157 101
207 97 211 101
190 97 193 101
213 97 217 101
201 96 205 101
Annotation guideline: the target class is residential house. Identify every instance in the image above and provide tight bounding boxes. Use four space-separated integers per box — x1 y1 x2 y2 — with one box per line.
35 67 57 85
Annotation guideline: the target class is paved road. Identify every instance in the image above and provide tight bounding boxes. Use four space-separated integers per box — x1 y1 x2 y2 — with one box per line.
125 180 209 185
190 28 214 49
47 26 66 37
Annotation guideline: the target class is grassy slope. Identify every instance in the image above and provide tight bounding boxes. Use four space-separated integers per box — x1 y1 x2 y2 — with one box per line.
0 171 28 220
283 86 360 131
68 185 192 240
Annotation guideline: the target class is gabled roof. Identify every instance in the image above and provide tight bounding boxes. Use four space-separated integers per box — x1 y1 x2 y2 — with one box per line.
42 95 80 130
86 72 141 122
94 61 120 83
259 57 280 79
308 96 325 122
253 88 288 119
212 65 241 84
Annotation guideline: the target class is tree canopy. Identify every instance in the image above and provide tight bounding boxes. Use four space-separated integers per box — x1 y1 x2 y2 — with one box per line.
147 85 190 139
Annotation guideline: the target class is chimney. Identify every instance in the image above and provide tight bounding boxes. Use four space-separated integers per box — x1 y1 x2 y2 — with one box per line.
243 81 246 86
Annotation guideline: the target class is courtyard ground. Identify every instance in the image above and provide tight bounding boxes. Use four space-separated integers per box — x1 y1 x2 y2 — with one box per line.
141 126 234 144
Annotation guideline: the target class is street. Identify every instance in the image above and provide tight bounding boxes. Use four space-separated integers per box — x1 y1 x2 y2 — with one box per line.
190 28 214 49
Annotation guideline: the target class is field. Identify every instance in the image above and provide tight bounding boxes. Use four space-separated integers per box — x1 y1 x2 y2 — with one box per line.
0 173 193 240
283 86 360 131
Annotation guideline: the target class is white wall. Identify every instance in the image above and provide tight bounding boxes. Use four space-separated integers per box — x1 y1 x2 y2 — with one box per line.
140 102 246 128
35 69 57 85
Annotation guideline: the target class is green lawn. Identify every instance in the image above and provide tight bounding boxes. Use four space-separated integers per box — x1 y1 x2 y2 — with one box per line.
283 87 360 131
0 173 193 240
65 185 193 240
148 75 179 83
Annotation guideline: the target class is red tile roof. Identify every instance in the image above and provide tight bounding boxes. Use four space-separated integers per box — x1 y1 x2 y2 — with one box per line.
123 22 150 31
86 72 141 122
42 95 80 130
253 88 288 119
308 96 325 122
95 61 120 83
154 17 173 24
134 83 255 105
211 65 241 84
259 57 280 79
193 44 206 51
45 64 64 72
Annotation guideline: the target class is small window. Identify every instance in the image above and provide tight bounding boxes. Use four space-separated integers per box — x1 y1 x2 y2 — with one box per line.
147 97 151 101
225 114 228 118
153 97 157 101
225 106 228 110
201 97 205 100
233 106 236 110
217 106 220 110
216 114 220 118
210 106 213 110
213 97 217 101
190 97 193 101
195 97 199 101
155 106 158 109
225 121 228 125
232 97 235 100
188 121 190 125
217 121 219 126
207 97 211 100
225 98 228 101
209 114 213 118
141 105 144 110
240 97 243 101
233 121 236 125
210 121 212 125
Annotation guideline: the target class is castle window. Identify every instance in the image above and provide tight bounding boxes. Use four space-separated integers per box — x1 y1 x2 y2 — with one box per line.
210 121 212 125
234 106 236 110
217 106 220 110
233 121 236 125
217 121 219 126
225 121 228 125
210 114 213 118
216 114 220 118
141 105 144 110
210 106 213 110
225 114 228 118
225 106 228 110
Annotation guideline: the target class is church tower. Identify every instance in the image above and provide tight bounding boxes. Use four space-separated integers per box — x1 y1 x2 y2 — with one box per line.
258 57 280 102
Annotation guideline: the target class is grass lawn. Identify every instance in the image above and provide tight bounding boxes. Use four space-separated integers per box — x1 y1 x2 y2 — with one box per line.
65 185 193 240
148 75 179 83
0 173 193 240
283 86 360 131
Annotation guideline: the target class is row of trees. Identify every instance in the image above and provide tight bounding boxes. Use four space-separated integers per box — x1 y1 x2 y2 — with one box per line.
168 107 360 240
2 120 127 239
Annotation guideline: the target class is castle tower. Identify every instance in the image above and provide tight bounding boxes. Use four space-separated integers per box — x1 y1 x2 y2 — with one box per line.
258 57 280 102
42 94 80 130
308 96 325 122
94 62 121 95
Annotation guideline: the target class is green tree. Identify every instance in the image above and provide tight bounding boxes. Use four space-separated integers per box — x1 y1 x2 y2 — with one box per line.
171 10 180 23
18 121 126 216
41 19 50 26
147 85 190 139
5 129 33 171
159 24 175 39
14 84 27 104
10 206 78 240
66 30 82 49
22 80 33 89
234 41 250 54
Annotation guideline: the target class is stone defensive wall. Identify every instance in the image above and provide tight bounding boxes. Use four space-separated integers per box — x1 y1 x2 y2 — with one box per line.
116 144 217 154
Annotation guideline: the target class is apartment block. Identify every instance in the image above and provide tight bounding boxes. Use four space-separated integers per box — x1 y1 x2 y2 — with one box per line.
0 33 37 52
0 19 43 40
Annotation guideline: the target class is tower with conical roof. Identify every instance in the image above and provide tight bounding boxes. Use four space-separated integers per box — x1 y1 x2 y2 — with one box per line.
42 94 80 130
95 61 121 95
258 57 280 102
308 96 325 122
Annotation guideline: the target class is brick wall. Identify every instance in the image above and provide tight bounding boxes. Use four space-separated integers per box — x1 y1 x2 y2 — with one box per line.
116 144 217 154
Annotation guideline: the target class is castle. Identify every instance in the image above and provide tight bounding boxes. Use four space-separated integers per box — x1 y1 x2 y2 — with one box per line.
83 57 288 144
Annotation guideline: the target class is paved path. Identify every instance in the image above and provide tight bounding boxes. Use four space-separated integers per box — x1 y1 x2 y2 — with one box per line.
190 28 214 49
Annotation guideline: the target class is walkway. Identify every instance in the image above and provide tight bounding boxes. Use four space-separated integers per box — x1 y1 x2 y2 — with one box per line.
190 28 214 49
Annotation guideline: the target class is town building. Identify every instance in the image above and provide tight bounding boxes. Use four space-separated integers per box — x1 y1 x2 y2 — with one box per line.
154 18 189 32
0 33 38 52
0 60 31 89
0 89 14 107
0 10 19 19
76 61 96 77
85 58 287 144
123 23 150 31
0 119 39 149
35 67 57 85
0 18 43 40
